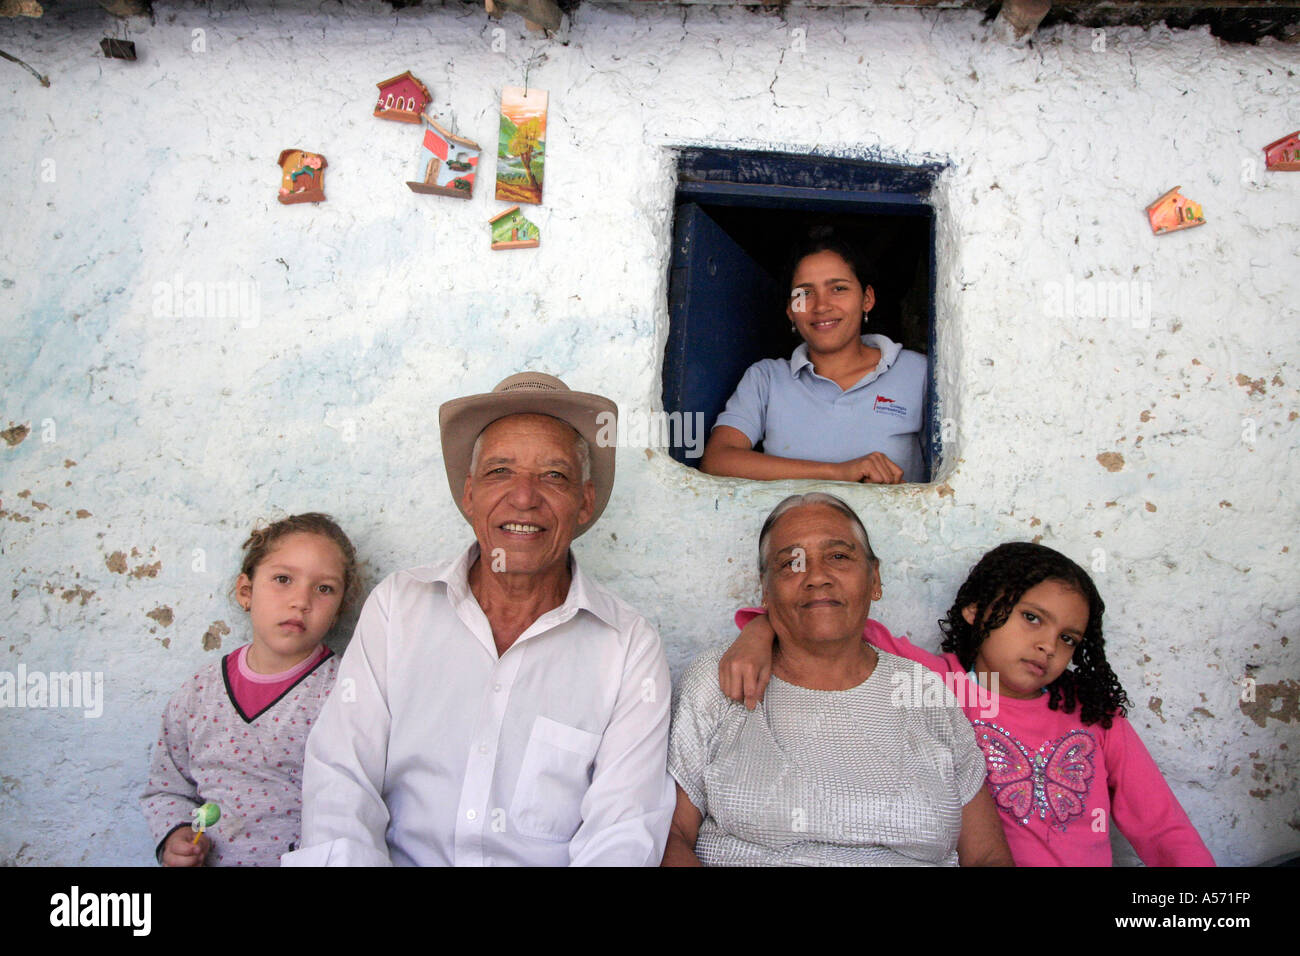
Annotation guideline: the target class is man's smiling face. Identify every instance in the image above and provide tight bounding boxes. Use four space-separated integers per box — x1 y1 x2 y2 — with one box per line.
461 413 594 580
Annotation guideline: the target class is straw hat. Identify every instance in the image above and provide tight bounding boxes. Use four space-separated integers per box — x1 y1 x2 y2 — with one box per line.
437 372 618 538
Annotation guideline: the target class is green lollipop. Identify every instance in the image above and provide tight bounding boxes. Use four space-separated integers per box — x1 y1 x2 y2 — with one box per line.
191 802 220 843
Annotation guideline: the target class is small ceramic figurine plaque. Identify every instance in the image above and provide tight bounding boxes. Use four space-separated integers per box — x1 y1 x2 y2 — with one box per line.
489 206 540 249
495 86 547 205
1264 131 1300 171
1145 186 1205 235
276 149 327 205
407 116 481 199
374 71 432 124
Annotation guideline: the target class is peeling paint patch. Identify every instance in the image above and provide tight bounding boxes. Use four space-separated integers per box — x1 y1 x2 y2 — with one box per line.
1097 452 1124 472
63 459 75 468
1145 501 1157 512
1139 410 1152 422
60 587 94 606
1148 696 1165 723
1 423 30 446
1191 706 1214 719
1 508 32 523
75 509 91 518
105 552 127 573
147 606 174 627
936 482 954 498
1239 680 1300 728
1235 373 1266 396
202 620 230 651
1219 500 1231 508
130 561 162 579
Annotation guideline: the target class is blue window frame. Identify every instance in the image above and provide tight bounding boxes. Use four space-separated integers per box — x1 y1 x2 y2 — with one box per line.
663 148 943 481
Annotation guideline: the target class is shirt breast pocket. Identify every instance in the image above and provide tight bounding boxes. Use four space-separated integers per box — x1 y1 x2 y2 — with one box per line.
510 716 603 843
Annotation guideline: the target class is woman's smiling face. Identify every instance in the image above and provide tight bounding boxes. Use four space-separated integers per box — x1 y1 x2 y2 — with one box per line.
762 503 881 646
786 250 875 354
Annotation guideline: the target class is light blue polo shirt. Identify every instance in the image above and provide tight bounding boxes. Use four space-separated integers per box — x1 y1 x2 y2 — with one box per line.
712 333 928 482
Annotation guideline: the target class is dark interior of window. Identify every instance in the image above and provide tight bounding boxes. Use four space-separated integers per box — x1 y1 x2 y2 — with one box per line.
663 148 943 479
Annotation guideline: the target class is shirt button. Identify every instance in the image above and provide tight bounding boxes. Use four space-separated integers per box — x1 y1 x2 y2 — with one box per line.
466 809 477 821
493 683 502 692
479 743 488 754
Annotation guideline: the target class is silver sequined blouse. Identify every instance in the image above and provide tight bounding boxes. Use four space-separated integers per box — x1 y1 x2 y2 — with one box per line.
669 645 985 866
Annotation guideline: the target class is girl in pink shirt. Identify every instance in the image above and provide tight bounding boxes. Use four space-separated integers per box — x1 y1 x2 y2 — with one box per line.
725 542 1214 866
140 513 360 866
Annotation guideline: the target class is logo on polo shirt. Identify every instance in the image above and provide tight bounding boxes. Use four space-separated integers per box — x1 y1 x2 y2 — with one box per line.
873 394 907 417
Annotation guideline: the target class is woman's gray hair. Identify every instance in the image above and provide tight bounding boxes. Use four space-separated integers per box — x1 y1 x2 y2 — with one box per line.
758 492 878 579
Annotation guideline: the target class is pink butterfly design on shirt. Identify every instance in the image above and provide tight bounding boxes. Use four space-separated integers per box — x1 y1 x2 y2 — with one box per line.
971 722 1097 828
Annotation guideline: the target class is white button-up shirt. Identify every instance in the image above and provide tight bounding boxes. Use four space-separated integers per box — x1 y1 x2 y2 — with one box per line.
281 543 675 867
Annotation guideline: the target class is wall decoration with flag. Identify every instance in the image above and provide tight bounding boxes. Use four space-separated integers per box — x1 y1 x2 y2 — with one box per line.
407 115 482 199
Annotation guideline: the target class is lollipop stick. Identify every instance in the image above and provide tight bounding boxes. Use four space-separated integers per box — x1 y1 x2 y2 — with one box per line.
191 825 204 845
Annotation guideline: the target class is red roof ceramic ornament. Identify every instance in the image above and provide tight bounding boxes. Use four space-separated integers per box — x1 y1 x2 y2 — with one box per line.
407 116 481 199
1263 131 1300 172
489 206 540 249
277 149 327 205
1145 186 1205 235
374 71 432 124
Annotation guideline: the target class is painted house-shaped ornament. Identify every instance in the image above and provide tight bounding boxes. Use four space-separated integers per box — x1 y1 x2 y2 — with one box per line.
374 71 431 124
1145 186 1205 235
407 117 481 199
1264 131 1300 171
489 206 539 250
276 149 327 205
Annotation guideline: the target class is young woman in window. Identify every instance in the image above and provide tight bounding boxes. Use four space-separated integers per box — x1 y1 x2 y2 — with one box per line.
700 232 928 484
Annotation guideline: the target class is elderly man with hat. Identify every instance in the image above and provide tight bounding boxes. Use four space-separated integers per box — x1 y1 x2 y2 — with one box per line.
283 373 675 866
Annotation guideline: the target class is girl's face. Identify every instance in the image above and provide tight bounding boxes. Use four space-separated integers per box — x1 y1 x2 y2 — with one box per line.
236 532 347 672
786 250 875 355
964 579 1089 700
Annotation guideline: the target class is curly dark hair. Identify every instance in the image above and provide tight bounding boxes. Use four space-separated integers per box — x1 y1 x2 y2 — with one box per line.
234 512 362 618
938 542 1130 728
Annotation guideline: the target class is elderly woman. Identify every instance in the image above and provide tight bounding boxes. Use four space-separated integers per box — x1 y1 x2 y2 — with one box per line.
663 493 1011 866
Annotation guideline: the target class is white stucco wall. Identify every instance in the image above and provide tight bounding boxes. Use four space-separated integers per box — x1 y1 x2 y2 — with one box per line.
1 1 1296 866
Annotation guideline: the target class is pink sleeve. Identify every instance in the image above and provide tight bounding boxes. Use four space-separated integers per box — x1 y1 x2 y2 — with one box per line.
1104 716 1216 866
861 621 957 677
733 608 957 679
139 688 202 859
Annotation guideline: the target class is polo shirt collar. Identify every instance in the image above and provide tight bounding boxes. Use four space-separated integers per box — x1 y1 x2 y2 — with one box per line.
423 541 621 631
789 333 903 384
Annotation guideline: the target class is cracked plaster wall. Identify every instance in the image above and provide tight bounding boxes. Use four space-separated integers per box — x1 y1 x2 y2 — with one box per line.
0 1 1297 865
